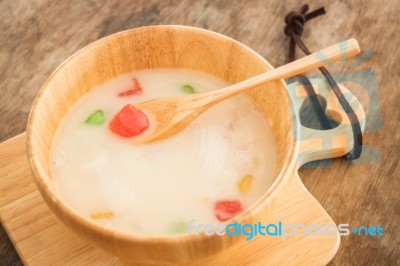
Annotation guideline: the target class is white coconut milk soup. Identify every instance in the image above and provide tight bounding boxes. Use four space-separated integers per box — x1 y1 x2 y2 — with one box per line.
51 69 276 235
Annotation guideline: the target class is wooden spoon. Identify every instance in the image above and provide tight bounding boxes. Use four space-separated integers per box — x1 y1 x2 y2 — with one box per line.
134 39 360 143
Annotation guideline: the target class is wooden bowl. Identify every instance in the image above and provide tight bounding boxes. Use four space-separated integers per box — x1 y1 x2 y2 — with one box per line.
27 25 365 265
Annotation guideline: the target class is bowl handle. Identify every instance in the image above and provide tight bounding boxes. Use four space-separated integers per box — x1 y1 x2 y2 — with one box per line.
286 78 366 166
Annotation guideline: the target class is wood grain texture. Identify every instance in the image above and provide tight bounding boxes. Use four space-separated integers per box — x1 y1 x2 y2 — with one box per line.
0 0 399 265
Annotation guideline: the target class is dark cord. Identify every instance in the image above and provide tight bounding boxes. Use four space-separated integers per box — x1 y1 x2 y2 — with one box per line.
284 4 363 160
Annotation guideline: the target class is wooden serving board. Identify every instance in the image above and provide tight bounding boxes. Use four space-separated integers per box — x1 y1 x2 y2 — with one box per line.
0 133 338 266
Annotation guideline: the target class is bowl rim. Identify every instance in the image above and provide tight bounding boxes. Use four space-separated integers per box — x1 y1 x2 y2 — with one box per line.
26 25 298 245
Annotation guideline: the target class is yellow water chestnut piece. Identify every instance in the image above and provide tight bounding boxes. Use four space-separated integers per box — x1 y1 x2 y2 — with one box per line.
91 211 113 220
237 174 254 193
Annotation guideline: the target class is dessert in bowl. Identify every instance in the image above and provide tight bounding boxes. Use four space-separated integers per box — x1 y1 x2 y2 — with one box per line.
27 25 362 264
50 68 277 235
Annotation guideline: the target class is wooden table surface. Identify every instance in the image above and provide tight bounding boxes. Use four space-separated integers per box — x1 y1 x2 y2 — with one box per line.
0 0 399 265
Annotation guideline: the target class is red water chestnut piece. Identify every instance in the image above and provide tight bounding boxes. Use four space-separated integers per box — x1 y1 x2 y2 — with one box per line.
109 104 149 137
214 200 243 222
118 78 143 97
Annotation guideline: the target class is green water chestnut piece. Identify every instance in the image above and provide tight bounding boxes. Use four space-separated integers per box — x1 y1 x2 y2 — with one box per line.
170 220 188 234
182 85 195 94
85 110 105 125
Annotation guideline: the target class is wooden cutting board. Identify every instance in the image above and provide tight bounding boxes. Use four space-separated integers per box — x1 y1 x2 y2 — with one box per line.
0 133 338 266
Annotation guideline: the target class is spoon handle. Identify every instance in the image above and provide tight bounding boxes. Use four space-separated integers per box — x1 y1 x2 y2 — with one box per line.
198 39 360 105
